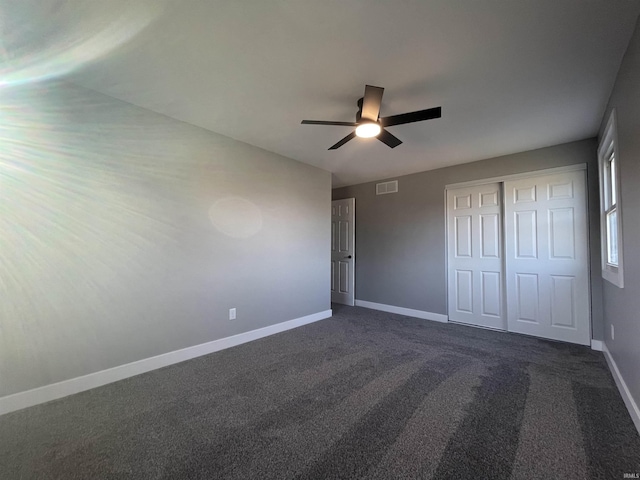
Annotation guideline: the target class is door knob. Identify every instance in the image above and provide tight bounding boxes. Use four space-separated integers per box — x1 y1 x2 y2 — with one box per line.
344 255 352 259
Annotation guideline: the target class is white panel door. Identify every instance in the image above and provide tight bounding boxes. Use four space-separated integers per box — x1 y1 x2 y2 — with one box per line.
504 170 590 345
447 183 505 329
331 198 355 306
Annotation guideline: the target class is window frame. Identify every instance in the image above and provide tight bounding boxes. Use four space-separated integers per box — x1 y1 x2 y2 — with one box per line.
598 109 624 288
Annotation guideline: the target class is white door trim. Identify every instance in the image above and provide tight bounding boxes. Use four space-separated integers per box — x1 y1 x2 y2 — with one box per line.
445 163 586 190
331 198 355 306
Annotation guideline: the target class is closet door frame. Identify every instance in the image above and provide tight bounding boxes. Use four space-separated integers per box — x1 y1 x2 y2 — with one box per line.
444 163 590 344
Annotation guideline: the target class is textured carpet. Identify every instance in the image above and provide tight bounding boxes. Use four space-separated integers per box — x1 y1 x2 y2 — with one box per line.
1 305 639 479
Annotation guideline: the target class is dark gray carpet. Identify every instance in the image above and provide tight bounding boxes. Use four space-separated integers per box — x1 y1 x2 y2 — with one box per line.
1 305 639 479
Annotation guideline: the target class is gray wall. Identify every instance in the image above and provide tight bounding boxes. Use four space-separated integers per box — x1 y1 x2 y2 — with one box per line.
0 82 331 397
333 139 603 339
599 17 640 412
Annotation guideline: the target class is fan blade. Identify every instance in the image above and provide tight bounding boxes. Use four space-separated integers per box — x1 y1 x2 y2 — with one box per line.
377 129 402 148
301 120 357 126
380 106 441 127
328 131 357 150
361 85 384 122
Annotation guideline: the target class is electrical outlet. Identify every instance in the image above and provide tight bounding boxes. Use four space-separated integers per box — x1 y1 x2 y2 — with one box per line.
229 308 236 320
611 324 615 340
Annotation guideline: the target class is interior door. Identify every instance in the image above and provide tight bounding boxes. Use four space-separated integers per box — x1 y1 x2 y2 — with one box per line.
447 183 505 330
504 170 590 345
331 198 355 306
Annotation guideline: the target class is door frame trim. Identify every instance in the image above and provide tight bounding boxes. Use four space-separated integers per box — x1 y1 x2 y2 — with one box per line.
331 197 356 306
445 163 586 190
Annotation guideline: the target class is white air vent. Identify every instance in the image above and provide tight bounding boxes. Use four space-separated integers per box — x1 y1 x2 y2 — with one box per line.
376 180 398 195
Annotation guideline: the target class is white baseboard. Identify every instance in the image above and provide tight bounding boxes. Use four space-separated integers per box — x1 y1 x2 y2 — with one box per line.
590 339 603 351
0 309 332 417
355 300 448 323
601 341 640 435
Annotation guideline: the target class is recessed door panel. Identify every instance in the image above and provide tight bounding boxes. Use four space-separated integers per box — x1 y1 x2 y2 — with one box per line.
516 273 539 323
456 270 473 313
480 191 498 207
515 211 538 259
331 261 336 291
549 208 575 259
548 181 574 200
551 275 575 328
481 214 500 258
455 194 471 210
331 221 337 252
339 261 349 294
455 216 472 257
339 221 349 252
481 271 501 317
514 185 536 203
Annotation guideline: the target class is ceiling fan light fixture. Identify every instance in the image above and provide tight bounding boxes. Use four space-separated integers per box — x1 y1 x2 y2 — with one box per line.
355 122 381 138
301 85 441 149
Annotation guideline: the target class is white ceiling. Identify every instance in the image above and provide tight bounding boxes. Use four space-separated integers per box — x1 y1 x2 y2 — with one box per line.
15 1 640 187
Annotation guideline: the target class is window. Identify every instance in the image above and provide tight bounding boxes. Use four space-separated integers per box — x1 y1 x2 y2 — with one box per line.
598 109 624 287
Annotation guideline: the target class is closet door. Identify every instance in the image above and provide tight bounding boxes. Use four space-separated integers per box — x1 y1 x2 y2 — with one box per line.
447 183 505 330
504 170 590 345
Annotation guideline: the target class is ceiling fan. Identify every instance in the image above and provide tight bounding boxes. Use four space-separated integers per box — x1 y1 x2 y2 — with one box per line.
301 85 441 150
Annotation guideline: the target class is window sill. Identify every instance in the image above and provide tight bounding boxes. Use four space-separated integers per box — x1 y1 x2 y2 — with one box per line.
602 267 624 288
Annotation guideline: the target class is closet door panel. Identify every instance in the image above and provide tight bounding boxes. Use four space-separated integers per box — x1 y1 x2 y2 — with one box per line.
447 183 505 330
504 170 590 346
